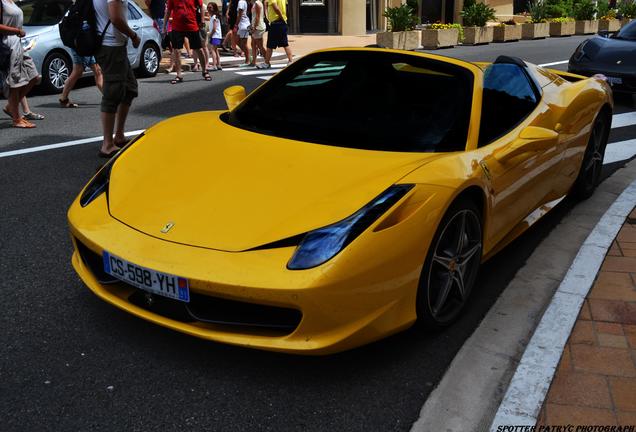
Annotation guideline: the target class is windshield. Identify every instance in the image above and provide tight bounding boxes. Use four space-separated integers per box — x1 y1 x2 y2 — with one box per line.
18 0 72 26
226 51 474 153
616 20 636 40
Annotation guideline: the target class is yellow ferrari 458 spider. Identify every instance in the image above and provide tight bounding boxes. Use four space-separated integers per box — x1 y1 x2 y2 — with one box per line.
68 48 613 354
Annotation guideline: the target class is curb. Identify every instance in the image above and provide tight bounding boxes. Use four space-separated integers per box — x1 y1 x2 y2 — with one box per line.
490 179 636 428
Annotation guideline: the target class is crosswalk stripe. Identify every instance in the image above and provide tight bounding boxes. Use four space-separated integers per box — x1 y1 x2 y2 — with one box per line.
604 139 636 165
256 75 272 80
223 63 286 72
612 112 636 129
236 68 284 76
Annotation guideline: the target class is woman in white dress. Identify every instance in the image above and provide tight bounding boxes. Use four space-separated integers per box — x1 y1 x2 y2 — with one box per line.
0 0 41 128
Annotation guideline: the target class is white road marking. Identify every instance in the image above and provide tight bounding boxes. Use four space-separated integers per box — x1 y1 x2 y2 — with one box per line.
489 178 636 429
605 139 636 164
223 63 286 72
234 68 284 76
538 60 569 67
0 130 144 159
612 111 636 129
257 75 273 81
1 103 634 159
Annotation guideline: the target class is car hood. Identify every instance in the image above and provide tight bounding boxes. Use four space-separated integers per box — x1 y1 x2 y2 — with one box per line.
108 111 442 252
583 36 636 67
24 25 57 38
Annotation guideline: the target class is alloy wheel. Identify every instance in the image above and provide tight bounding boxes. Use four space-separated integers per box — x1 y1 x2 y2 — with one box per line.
49 57 69 90
582 117 606 190
427 209 482 323
144 47 159 74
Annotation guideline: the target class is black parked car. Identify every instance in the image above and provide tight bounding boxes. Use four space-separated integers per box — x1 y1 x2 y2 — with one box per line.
569 20 636 93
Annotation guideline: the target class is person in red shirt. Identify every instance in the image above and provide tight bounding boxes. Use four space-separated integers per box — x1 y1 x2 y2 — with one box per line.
162 0 211 83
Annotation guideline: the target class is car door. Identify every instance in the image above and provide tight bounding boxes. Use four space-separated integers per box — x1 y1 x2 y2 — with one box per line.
476 62 562 249
126 2 143 66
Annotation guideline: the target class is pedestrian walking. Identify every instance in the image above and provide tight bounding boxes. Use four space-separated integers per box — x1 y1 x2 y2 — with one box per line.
249 0 265 67
93 0 141 157
223 0 240 56
1 0 42 128
163 0 211 83
257 0 292 69
207 2 221 70
59 50 104 108
236 0 250 66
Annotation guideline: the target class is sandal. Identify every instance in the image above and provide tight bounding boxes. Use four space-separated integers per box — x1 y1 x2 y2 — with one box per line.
24 111 45 120
98 149 120 158
13 118 36 129
202 72 212 81
59 98 79 108
113 138 130 147
170 76 184 84
192 63 201 72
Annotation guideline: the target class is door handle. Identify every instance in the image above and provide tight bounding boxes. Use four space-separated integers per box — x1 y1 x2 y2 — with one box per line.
132 25 140 30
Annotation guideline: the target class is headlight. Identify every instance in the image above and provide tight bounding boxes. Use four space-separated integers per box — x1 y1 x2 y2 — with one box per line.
79 133 144 207
22 35 38 51
287 184 414 270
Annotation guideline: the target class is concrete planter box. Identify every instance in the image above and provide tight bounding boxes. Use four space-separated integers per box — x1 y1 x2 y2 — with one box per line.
620 18 634 28
598 19 620 32
493 25 522 42
420 28 459 49
549 21 575 36
463 26 494 45
575 20 598 34
376 31 421 50
521 22 550 39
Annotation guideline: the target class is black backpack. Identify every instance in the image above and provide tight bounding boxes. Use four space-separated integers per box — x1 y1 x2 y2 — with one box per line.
59 0 110 56
0 1 11 74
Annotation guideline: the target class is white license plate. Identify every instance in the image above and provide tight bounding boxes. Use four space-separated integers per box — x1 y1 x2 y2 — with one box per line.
103 251 190 302
607 76 623 85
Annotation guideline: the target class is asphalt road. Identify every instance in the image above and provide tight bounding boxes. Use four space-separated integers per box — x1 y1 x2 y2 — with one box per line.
1 37 635 432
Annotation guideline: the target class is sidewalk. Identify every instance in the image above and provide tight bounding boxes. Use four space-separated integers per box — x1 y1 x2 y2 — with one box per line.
537 209 636 426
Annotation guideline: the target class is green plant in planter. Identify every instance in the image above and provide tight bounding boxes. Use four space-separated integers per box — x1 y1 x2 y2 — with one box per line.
550 16 575 22
383 4 418 32
544 0 573 18
572 0 597 20
597 0 610 18
461 2 496 27
430 22 464 42
528 0 548 23
617 0 636 18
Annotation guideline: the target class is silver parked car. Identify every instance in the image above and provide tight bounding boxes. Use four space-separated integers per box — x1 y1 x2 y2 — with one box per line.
19 0 162 93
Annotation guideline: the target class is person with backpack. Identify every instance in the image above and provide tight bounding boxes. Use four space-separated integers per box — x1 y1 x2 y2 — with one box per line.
93 0 141 157
0 0 42 128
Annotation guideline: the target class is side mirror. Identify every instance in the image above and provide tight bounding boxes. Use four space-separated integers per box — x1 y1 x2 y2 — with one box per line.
223 85 247 111
494 126 559 163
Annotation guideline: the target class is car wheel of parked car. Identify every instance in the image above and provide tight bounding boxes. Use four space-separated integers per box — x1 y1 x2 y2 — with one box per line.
417 199 483 328
571 110 611 200
137 42 160 77
41 51 72 94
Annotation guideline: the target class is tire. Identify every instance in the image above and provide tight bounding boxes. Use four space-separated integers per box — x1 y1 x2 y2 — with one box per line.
41 51 72 94
137 42 160 77
416 199 483 328
570 111 610 200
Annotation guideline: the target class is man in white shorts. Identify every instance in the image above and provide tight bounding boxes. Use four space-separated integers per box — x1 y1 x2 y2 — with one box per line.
236 0 250 66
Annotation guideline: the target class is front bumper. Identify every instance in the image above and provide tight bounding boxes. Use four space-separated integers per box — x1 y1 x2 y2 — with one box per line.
68 192 435 355
568 62 636 94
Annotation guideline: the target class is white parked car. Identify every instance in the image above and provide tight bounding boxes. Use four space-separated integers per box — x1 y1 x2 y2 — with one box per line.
19 0 162 93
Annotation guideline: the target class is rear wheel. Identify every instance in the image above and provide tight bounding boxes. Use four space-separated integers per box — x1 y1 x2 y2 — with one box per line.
41 51 72 94
417 199 483 327
137 42 160 77
570 113 610 200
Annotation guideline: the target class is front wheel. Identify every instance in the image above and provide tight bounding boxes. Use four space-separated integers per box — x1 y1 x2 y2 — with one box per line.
416 199 483 327
137 42 160 77
41 51 72 94
570 113 610 200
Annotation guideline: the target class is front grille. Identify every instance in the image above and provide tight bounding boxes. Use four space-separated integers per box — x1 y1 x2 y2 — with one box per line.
75 238 303 334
